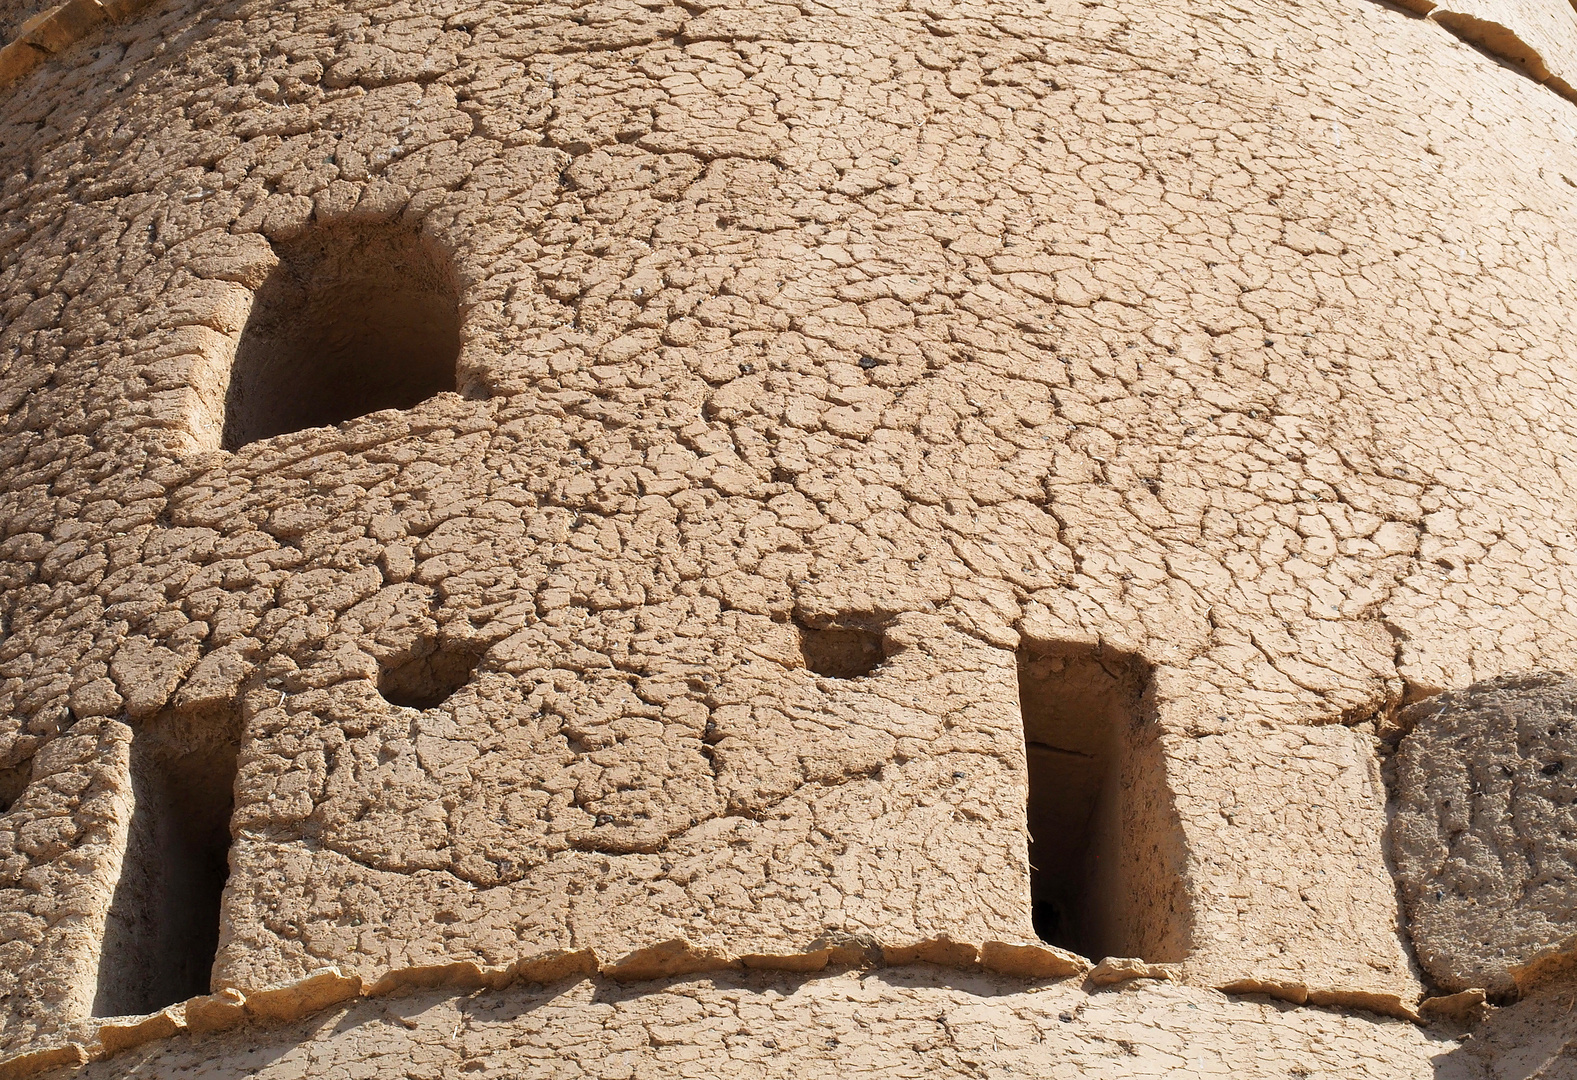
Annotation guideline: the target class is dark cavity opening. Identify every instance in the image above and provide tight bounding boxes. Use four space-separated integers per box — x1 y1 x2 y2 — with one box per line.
798 623 886 679
94 709 240 1016
1019 641 1170 961
0 757 31 813
222 221 462 449
378 635 486 710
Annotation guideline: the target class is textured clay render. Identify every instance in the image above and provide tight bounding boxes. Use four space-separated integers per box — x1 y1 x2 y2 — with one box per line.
4 0 1577 1074
1391 673 1577 998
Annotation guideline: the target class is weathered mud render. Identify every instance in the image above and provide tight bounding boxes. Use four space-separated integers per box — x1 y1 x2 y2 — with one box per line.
4 0 1577 1073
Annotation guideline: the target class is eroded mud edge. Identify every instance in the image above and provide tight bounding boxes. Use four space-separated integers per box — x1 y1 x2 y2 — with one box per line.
0 934 1444 1079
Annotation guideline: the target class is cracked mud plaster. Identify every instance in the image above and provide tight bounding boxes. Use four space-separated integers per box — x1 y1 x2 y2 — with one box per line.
50 970 1471 1080
2 0 1577 1070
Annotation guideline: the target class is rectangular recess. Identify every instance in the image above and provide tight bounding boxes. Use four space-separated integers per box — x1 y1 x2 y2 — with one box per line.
93 709 240 1016
1018 641 1175 961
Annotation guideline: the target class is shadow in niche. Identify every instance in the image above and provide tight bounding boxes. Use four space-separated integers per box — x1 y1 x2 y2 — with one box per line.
1017 640 1184 962
93 707 241 1017
797 619 891 679
377 634 487 710
222 221 462 450
0 757 31 813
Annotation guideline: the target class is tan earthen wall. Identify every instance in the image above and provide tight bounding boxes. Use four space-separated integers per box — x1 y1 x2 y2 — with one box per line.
3 0 1577 1073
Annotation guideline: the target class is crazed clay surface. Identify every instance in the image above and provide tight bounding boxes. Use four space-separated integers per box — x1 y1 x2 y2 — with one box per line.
1391 673 1577 997
2 0 1577 1072
47 970 1473 1080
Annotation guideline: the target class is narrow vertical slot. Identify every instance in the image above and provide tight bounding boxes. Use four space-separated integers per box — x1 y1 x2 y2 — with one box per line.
93 710 240 1016
1018 641 1162 960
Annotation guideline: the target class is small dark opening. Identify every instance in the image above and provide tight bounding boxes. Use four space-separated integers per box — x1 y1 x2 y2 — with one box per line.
1018 641 1154 960
94 709 240 1016
0 757 30 813
378 635 486 710
799 623 886 679
222 221 462 450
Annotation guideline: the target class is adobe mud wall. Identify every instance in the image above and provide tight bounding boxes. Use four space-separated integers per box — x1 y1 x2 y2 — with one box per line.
4 0 1577 1074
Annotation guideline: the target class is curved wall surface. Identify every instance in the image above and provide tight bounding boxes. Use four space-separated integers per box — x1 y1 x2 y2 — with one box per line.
2 0 1577 1074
